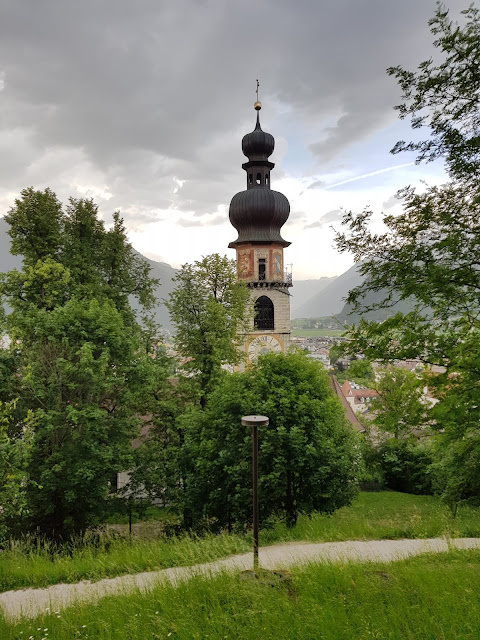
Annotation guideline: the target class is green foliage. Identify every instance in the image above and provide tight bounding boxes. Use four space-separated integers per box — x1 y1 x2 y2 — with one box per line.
332 355 374 385
21 298 145 537
0 400 34 540
166 254 250 406
388 3 480 181
346 358 375 385
182 351 359 530
128 377 195 520
335 4 480 510
4 187 63 265
0 530 249 593
0 188 164 539
431 424 480 516
378 438 434 495
3 551 480 639
370 367 429 439
328 342 343 365
1 492 479 592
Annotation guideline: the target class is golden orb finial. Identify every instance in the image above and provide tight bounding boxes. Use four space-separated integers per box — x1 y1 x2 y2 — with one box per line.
254 79 262 111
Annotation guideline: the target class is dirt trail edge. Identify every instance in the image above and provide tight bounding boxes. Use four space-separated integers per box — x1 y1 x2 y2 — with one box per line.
2 537 479 622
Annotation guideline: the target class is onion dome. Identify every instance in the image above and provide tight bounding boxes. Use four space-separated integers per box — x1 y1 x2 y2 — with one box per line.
242 110 275 161
229 101 290 248
229 189 290 245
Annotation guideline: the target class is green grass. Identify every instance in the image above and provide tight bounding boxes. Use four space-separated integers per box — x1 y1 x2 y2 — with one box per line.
262 491 480 544
2 550 480 639
0 533 249 593
291 328 344 337
1 492 479 593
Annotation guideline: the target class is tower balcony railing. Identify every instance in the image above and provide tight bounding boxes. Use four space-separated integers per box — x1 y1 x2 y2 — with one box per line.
247 273 292 288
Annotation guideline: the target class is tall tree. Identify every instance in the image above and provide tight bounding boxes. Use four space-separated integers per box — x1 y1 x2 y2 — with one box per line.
370 367 430 440
182 352 359 530
335 3 480 507
388 3 480 181
0 400 33 541
166 254 250 407
1 188 162 538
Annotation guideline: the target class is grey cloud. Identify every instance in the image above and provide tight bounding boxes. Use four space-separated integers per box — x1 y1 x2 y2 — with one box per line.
304 209 343 229
308 180 325 190
383 194 401 209
0 0 468 234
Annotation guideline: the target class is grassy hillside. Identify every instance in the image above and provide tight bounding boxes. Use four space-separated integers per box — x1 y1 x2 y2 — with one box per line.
1 492 479 592
2 551 480 639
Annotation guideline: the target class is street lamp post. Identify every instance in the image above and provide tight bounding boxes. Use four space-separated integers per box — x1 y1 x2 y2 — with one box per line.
241 414 269 571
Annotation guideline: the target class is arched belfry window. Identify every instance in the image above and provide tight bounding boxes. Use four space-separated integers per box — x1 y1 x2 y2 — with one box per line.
254 296 274 330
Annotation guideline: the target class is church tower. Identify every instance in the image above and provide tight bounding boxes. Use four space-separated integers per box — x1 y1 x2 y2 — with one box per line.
229 98 292 363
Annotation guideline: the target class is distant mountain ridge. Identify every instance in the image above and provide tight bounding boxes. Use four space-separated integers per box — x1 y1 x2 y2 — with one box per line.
293 264 364 318
293 260 418 324
290 277 336 317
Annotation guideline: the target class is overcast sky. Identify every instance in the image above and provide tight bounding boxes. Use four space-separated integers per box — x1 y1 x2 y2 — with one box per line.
0 0 468 279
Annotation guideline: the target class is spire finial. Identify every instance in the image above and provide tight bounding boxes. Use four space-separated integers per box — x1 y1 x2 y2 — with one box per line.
254 79 262 111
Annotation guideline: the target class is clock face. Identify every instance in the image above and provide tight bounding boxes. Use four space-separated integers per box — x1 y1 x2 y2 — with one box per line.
248 335 282 361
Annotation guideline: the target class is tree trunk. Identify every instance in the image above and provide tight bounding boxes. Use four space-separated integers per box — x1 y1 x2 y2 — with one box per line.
285 471 298 528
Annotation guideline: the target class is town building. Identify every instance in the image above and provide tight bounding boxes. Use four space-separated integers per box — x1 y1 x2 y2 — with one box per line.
341 379 379 413
228 99 292 363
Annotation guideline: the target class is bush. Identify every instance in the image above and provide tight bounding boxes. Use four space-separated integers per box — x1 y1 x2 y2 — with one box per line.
380 439 433 495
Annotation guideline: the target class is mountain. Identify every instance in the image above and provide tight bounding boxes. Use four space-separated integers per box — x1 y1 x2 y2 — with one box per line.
0 217 177 330
293 264 364 318
290 277 336 317
336 290 417 324
132 253 177 330
292 258 418 323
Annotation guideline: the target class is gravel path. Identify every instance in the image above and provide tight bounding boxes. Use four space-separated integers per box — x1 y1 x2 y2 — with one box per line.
1 537 479 622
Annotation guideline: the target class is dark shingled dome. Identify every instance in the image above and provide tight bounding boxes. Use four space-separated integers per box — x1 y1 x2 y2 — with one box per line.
229 189 290 245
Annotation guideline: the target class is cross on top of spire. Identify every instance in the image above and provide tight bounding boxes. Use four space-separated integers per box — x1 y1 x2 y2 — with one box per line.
254 79 262 111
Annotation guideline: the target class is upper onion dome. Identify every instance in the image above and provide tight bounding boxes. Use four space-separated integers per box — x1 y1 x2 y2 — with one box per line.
242 110 275 161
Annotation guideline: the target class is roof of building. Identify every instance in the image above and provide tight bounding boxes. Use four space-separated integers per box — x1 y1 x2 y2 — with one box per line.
341 379 379 399
330 375 365 433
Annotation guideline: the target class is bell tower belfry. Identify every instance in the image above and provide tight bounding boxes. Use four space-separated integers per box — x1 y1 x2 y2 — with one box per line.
228 93 292 363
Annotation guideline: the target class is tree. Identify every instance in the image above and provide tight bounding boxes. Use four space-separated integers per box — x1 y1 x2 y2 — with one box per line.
370 367 430 440
346 359 375 386
166 254 250 408
335 3 480 506
182 352 359 530
128 374 194 527
0 400 34 541
388 3 480 182
1 188 163 538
